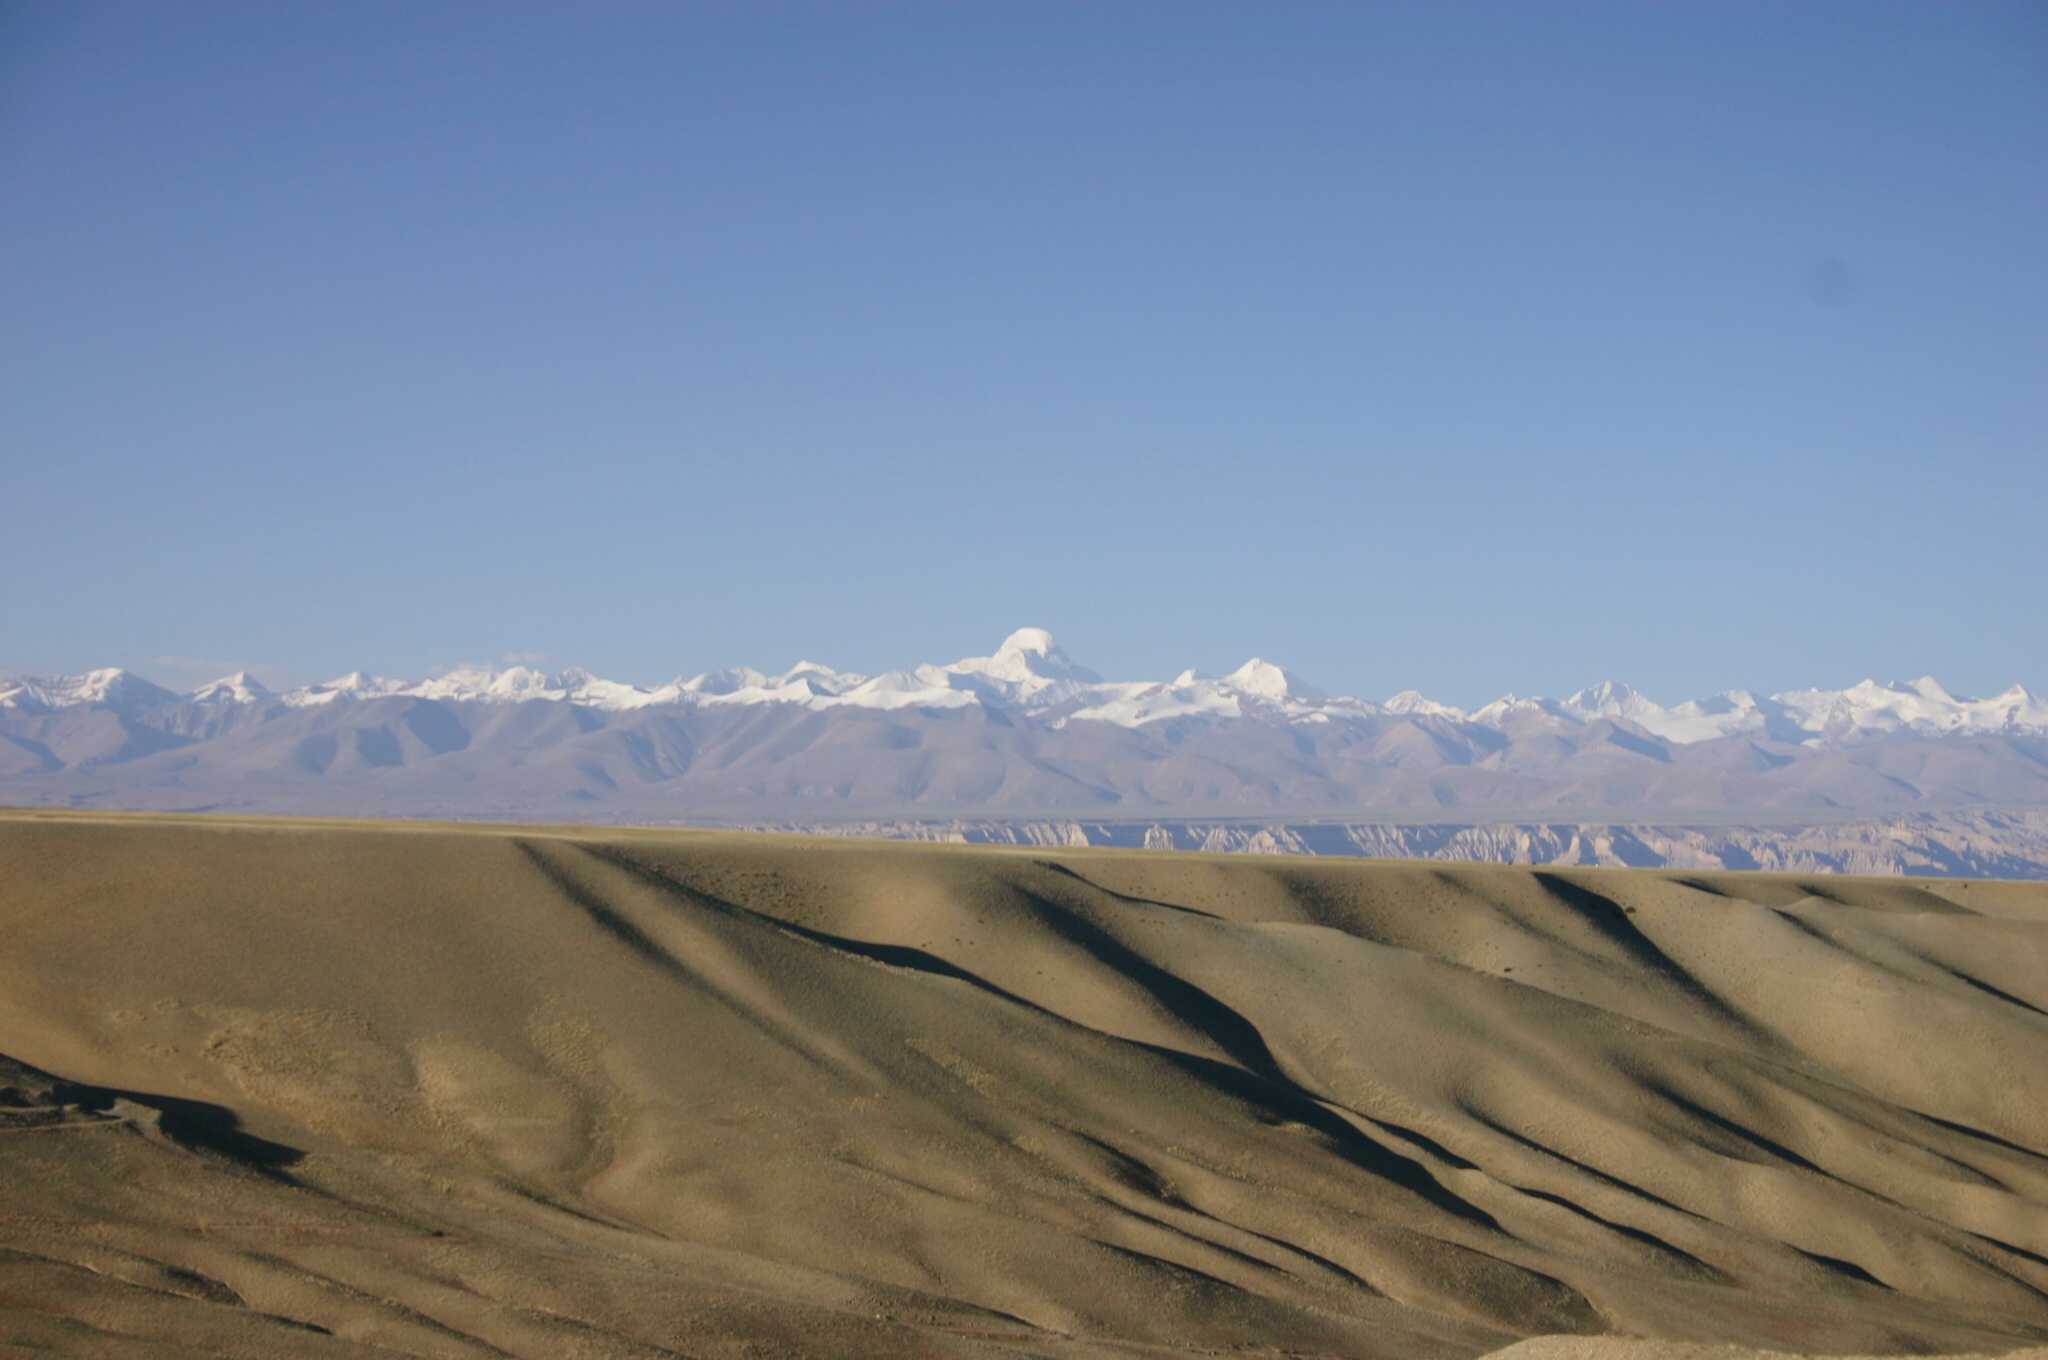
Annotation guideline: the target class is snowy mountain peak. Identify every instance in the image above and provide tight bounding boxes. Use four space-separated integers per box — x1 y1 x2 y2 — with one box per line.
0 668 180 712
1565 681 1664 723
774 661 865 697
1568 680 1636 710
286 671 403 706
990 628 1091 677
1470 694 1524 722
947 628 1102 694
997 627 1060 658
191 672 274 704
1383 690 1468 720
681 667 768 697
1225 659 1323 702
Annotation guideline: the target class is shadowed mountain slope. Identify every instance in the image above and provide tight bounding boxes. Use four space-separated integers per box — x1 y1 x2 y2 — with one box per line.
2 810 2047 1356
6 694 2048 818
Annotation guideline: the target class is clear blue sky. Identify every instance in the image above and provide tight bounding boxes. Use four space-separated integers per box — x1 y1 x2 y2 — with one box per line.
3 2 2043 706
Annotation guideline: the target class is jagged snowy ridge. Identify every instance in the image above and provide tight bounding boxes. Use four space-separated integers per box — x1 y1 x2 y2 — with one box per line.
4 627 2044 747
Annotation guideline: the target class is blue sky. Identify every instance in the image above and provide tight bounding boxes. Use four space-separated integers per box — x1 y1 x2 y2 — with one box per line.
2 2 2043 707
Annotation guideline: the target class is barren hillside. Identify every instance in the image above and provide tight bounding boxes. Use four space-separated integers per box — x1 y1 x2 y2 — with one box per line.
3 811 2047 1356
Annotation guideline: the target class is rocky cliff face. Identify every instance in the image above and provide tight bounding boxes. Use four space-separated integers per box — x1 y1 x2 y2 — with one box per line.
743 808 2048 879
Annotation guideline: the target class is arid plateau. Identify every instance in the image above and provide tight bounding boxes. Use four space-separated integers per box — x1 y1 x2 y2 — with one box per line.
3 809 2048 1358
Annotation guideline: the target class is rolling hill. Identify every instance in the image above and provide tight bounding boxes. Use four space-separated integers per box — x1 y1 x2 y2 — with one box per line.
3 809 2048 1356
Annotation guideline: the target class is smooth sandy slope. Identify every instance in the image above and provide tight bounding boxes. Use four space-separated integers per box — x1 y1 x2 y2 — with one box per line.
2 811 2047 1359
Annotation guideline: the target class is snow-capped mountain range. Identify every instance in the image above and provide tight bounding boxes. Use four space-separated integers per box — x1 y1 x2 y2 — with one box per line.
7 627 2048 855
6 627 2043 748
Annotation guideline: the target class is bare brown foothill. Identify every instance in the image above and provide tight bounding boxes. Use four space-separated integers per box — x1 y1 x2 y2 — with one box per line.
2 807 2047 1358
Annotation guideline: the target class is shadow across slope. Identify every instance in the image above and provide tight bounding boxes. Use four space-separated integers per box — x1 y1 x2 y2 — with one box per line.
1 810 2046 1357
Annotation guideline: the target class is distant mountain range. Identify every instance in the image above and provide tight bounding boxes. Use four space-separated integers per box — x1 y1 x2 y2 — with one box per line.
4 629 2046 834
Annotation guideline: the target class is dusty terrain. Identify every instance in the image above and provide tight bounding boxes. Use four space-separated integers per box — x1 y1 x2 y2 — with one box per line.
2 809 2047 1358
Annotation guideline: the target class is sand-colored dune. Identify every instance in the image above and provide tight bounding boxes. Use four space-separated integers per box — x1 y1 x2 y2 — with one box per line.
2 810 2047 1358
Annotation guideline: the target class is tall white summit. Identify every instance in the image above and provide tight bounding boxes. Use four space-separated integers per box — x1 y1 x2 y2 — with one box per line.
953 628 1096 682
1224 659 1324 702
